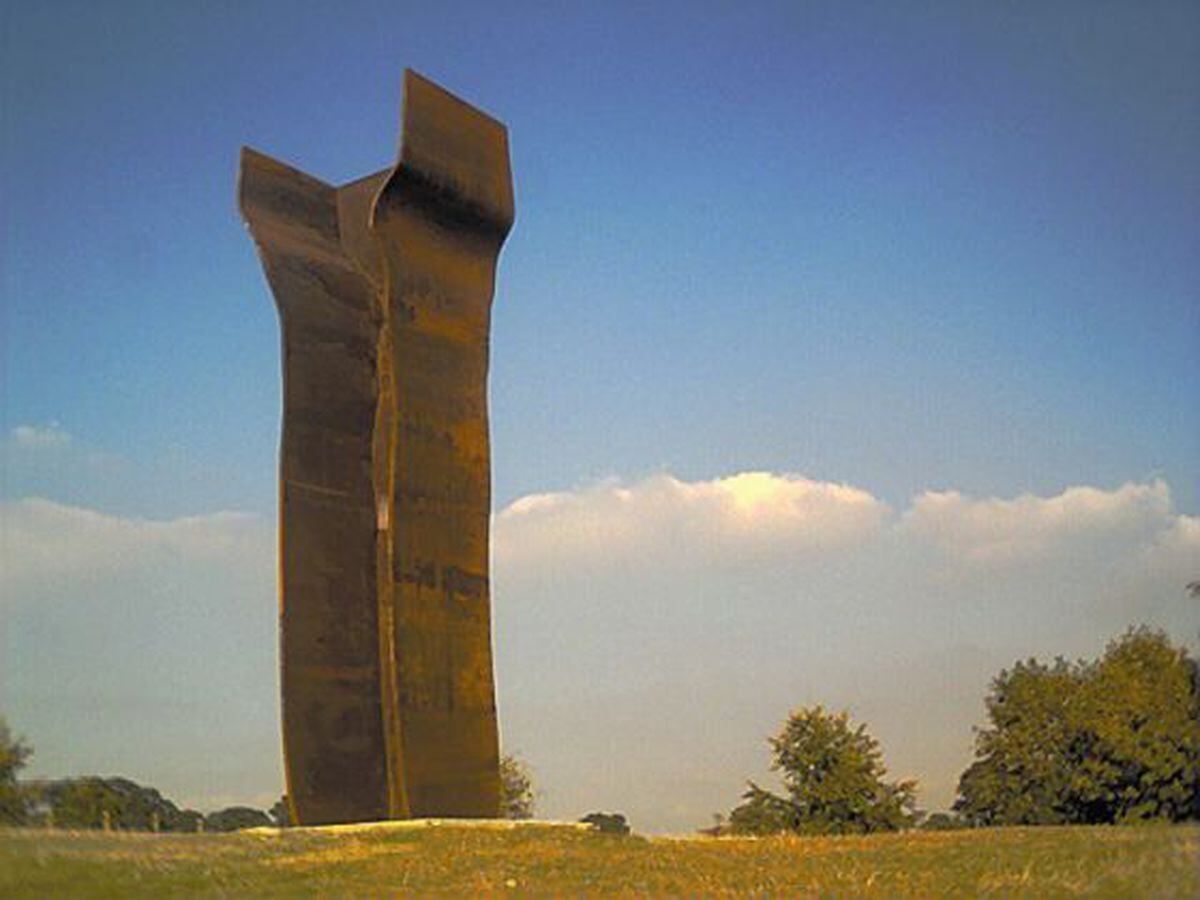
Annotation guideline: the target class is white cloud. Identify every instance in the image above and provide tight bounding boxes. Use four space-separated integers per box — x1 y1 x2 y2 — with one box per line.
900 480 1176 567
8 422 71 449
496 471 889 572
0 497 265 601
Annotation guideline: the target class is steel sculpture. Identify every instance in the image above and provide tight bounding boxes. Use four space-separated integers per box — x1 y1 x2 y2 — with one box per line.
238 70 514 825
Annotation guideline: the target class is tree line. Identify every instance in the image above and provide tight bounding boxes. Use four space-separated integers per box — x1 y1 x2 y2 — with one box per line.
721 627 1200 835
0 731 536 831
4 626 1198 835
1 769 275 833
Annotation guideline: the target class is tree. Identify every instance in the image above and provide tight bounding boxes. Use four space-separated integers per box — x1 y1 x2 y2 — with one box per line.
728 706 918 835
955 628 1200 826
579 812 631 834
0 717 32 824
204 806 272 832
29 777 205 831
269 795 294 827
954 657 1082 826
500 754 535 819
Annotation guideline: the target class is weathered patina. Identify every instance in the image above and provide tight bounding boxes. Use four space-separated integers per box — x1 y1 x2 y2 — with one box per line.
239 71 513 825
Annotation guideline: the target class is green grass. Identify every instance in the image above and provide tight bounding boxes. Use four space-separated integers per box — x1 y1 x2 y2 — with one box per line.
2 821 1197 897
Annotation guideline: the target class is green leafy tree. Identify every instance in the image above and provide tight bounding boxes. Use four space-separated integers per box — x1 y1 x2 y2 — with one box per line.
729 706 918 835
0 717 32 824
955 657 1082 826
175 809 206 832
269 795 294 827
204 806 271 832
579 811 631 834
727 786 797 835
31 777 203 831
500 754 535 819
955 628 1200 825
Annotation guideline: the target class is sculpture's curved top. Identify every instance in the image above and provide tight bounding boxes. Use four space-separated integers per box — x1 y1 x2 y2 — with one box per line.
382 70 515 241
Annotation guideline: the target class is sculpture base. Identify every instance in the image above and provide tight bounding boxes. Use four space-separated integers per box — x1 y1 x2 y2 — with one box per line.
243 819 597 837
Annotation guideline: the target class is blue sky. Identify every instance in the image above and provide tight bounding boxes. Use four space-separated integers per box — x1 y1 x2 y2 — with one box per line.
3 1 1198 832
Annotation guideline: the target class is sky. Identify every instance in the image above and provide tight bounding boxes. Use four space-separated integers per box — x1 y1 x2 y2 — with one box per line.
2 1 1198 833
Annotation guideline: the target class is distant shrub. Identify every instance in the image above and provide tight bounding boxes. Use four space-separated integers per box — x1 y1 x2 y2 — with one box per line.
204 806 272 832
0 717 32 825
580 812 631 834
500 754 535 819
269 796 293 827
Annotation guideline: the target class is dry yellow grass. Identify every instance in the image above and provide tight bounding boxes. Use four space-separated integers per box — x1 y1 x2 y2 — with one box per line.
2 821 1197 897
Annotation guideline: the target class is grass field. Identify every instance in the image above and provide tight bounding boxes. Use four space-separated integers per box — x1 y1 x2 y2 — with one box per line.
2 820 1197 897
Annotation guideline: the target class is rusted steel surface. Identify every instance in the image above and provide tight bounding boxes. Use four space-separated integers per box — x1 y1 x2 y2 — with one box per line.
238 71 513 825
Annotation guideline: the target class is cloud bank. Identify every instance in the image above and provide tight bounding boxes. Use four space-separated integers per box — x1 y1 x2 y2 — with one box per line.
2 498 263 597
498 472 888 570
1 499 279 812
490 473 1199 831
3 473 1197 831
